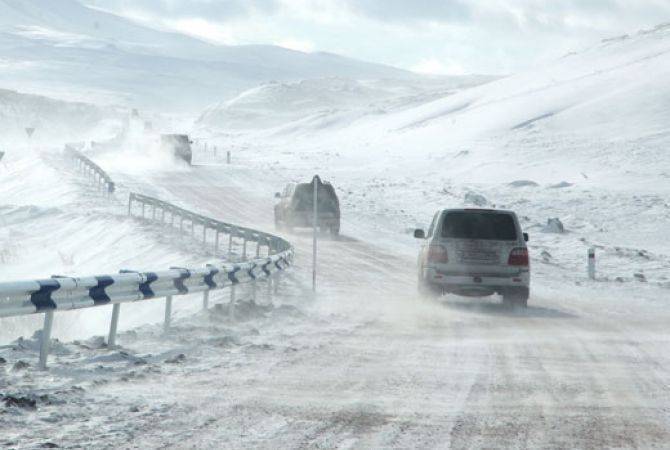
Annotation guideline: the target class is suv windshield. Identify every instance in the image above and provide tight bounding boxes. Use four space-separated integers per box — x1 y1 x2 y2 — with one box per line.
441 212 517 241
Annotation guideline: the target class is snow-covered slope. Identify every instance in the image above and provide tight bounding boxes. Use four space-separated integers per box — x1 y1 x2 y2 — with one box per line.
197 23 670 286
0 88 120 142
0 0 416 112
196 76 496 132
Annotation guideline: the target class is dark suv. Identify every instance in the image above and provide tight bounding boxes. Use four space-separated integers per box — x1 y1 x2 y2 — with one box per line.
160 134 193 165
274 177 341 235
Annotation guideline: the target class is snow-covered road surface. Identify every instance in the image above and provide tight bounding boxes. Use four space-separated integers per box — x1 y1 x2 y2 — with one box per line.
3 161 670 449
97 167 670 449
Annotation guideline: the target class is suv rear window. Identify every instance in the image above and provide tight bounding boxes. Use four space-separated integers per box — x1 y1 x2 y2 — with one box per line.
441 212 517 241
293 184 339 212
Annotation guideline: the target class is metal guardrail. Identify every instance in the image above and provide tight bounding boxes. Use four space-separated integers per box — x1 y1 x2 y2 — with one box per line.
64 144 115 196
0 152 294 369
128 192 290 259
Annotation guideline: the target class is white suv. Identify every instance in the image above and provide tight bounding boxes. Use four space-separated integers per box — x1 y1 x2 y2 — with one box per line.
414 208 530 307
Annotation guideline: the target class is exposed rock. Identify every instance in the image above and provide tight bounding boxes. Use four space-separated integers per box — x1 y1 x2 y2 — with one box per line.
12 360 29 371
549 181 573 189
165 354 186 364
541 218 565 234
634 273 647 282
2 395 37 410
508 180 539 188
73 336 106 350
464 191 489 207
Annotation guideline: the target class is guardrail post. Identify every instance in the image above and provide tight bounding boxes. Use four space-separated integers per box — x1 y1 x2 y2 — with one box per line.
256 241 261 258
228 233 233 256
274 272 280 294
141 202 146 218
164 296 173 332
242 240 247 260
227 151 231 164
108 303 121 348
152 204 156 221
214 230 220 256
202 223 207 244
38 310 55 370
127 196 133 216
229 285 236 319
203 290 209 310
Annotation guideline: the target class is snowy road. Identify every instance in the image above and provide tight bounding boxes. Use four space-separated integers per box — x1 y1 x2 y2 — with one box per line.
93 167 670 449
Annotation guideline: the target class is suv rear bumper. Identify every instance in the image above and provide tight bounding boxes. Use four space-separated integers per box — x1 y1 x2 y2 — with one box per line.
422 267 530 296
287 212 339 228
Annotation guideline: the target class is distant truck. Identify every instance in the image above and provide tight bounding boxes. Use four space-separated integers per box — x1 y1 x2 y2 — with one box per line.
160 134 193 165
274 176 341 235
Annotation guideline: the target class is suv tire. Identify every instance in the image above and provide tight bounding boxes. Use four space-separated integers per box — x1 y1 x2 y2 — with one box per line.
418 274 442 298
330 224 340 236
503 287 529 308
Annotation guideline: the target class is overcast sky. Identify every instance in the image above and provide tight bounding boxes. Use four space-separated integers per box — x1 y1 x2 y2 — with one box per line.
87 0 670 75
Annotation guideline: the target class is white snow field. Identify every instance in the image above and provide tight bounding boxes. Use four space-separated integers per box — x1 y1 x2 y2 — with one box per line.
2 16 670 450
0 0 421 112
0 87 120 142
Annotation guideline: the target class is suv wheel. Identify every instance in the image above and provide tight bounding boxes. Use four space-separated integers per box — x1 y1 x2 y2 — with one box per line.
418 273 442 298
502 287 529 308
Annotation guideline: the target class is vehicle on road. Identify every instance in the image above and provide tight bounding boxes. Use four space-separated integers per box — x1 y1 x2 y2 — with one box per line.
414 208 530 306
274 176 341 235
160 134 193 165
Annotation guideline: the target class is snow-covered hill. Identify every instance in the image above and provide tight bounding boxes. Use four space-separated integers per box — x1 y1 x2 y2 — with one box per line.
197 22 670 285
0 0 416 112
0 88 119 142
196 76 496 132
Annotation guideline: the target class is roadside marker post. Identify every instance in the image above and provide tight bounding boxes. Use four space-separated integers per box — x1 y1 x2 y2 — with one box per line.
312 175 318 292
588 247 596 280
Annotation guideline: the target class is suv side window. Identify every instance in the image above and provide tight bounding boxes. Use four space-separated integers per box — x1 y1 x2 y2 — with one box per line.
427 212 439 238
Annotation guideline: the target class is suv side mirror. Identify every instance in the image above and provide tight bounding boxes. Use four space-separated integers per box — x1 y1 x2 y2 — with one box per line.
275 192 281 199
523 232 529 242
414 229 426 239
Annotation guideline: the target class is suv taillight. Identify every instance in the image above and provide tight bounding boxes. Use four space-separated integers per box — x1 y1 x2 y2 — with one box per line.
427 245 449 264
508 248 529 266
